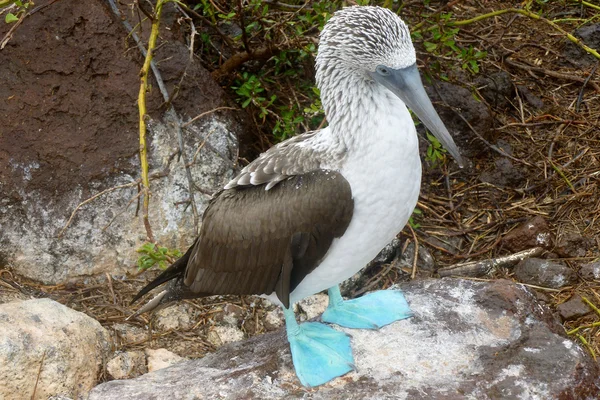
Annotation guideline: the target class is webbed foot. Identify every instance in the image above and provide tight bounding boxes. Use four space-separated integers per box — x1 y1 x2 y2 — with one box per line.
321 286 413 329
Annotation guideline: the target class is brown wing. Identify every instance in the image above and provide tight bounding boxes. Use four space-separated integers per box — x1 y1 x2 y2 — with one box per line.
184 170 353 308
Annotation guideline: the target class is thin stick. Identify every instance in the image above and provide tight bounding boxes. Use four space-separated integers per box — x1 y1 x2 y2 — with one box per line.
448 8 600 61
182 107 237 128
59 169 169 238
31 350 46 400
138 0 167 242
0 7 25 49
105 272 117 305
576 62 599 112
58 181 139 237
438 247 543 277
504 58 600 93
408 225 419 279
576 334 596 360
581 296 600 317
572 0 600 12
567 321 600 335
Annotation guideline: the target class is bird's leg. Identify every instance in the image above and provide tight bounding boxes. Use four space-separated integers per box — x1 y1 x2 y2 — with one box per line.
283 306 355 387
321 285 413 329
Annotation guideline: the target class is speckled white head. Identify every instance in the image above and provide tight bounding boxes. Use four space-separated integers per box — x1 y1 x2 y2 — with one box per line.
316 6 416 79
314 6 464 166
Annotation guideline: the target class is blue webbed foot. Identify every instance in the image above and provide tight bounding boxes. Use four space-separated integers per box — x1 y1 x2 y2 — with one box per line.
284 308 355 387
321 286 413 329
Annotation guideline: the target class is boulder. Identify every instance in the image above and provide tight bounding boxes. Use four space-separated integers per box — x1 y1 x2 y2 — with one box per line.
0 0 241 284
88 279 599 399
0 298 111 399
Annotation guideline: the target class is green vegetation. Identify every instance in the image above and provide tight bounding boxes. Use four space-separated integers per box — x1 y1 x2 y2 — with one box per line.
137 243 183 271
184 0 492 149
425 131 446 166
408 207 422 230
2 0 33 23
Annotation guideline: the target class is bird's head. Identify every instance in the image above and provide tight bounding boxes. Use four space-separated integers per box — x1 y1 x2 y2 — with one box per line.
316 6 464 167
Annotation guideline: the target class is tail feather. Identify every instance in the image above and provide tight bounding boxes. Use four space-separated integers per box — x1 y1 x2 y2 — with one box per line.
130 239 197 305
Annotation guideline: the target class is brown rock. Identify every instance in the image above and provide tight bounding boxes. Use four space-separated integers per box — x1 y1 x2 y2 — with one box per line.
514 258 577 288
502 216 553 252
557 295 591 321
213 304 245 326
555 233 594 258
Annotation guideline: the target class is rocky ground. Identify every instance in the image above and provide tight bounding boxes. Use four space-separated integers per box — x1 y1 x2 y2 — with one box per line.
1 0 600 399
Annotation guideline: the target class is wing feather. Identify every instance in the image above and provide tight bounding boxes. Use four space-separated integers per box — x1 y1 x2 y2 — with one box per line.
183 170 353 306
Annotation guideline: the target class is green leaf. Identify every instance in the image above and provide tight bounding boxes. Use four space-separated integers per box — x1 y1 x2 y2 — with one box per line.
423 41 437 53
5 13 19 23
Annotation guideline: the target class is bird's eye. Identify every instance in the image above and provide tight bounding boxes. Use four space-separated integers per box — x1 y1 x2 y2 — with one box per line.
376 65 390 76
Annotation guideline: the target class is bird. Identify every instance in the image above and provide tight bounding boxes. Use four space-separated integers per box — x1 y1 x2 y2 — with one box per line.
131 5 463 388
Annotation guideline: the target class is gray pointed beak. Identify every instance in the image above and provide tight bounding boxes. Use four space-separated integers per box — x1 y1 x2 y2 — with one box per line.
371 64 464 167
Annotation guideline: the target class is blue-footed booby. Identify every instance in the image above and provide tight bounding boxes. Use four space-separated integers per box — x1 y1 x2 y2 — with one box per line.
131 5 463 387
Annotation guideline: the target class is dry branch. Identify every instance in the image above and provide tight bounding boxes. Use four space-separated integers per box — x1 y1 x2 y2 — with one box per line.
438 247 544 278
448 8 600 61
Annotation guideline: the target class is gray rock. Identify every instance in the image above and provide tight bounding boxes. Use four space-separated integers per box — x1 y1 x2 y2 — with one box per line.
0 1 240 284
107 351 148 380
112 323 148 345
145 348 185 373
206 325 245 348
371 238 401 264
398 242 436 271
264 308 284 331
557 295 592 321
580 261 600 280
517 85 544 109
514 258 577 288
297 293 329 321
88 279 599 399
502 216 553 252
155 303 197 331
0 298 111 399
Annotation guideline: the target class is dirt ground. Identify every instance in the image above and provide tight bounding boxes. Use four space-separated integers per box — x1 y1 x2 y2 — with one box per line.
1 0 600 383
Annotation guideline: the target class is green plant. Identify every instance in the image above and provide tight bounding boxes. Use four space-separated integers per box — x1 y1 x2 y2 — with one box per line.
418 13 487 75
137 242 182 271
408 207 422 229
2 0 33 23
425 131 447 166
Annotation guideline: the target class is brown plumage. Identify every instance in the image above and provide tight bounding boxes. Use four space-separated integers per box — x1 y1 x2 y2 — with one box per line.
132 170 353 309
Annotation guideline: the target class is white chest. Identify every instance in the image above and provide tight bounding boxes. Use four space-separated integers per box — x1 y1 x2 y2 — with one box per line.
288 104 422 303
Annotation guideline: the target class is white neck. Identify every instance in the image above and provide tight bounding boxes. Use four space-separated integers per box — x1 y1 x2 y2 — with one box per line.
316 66 416 159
